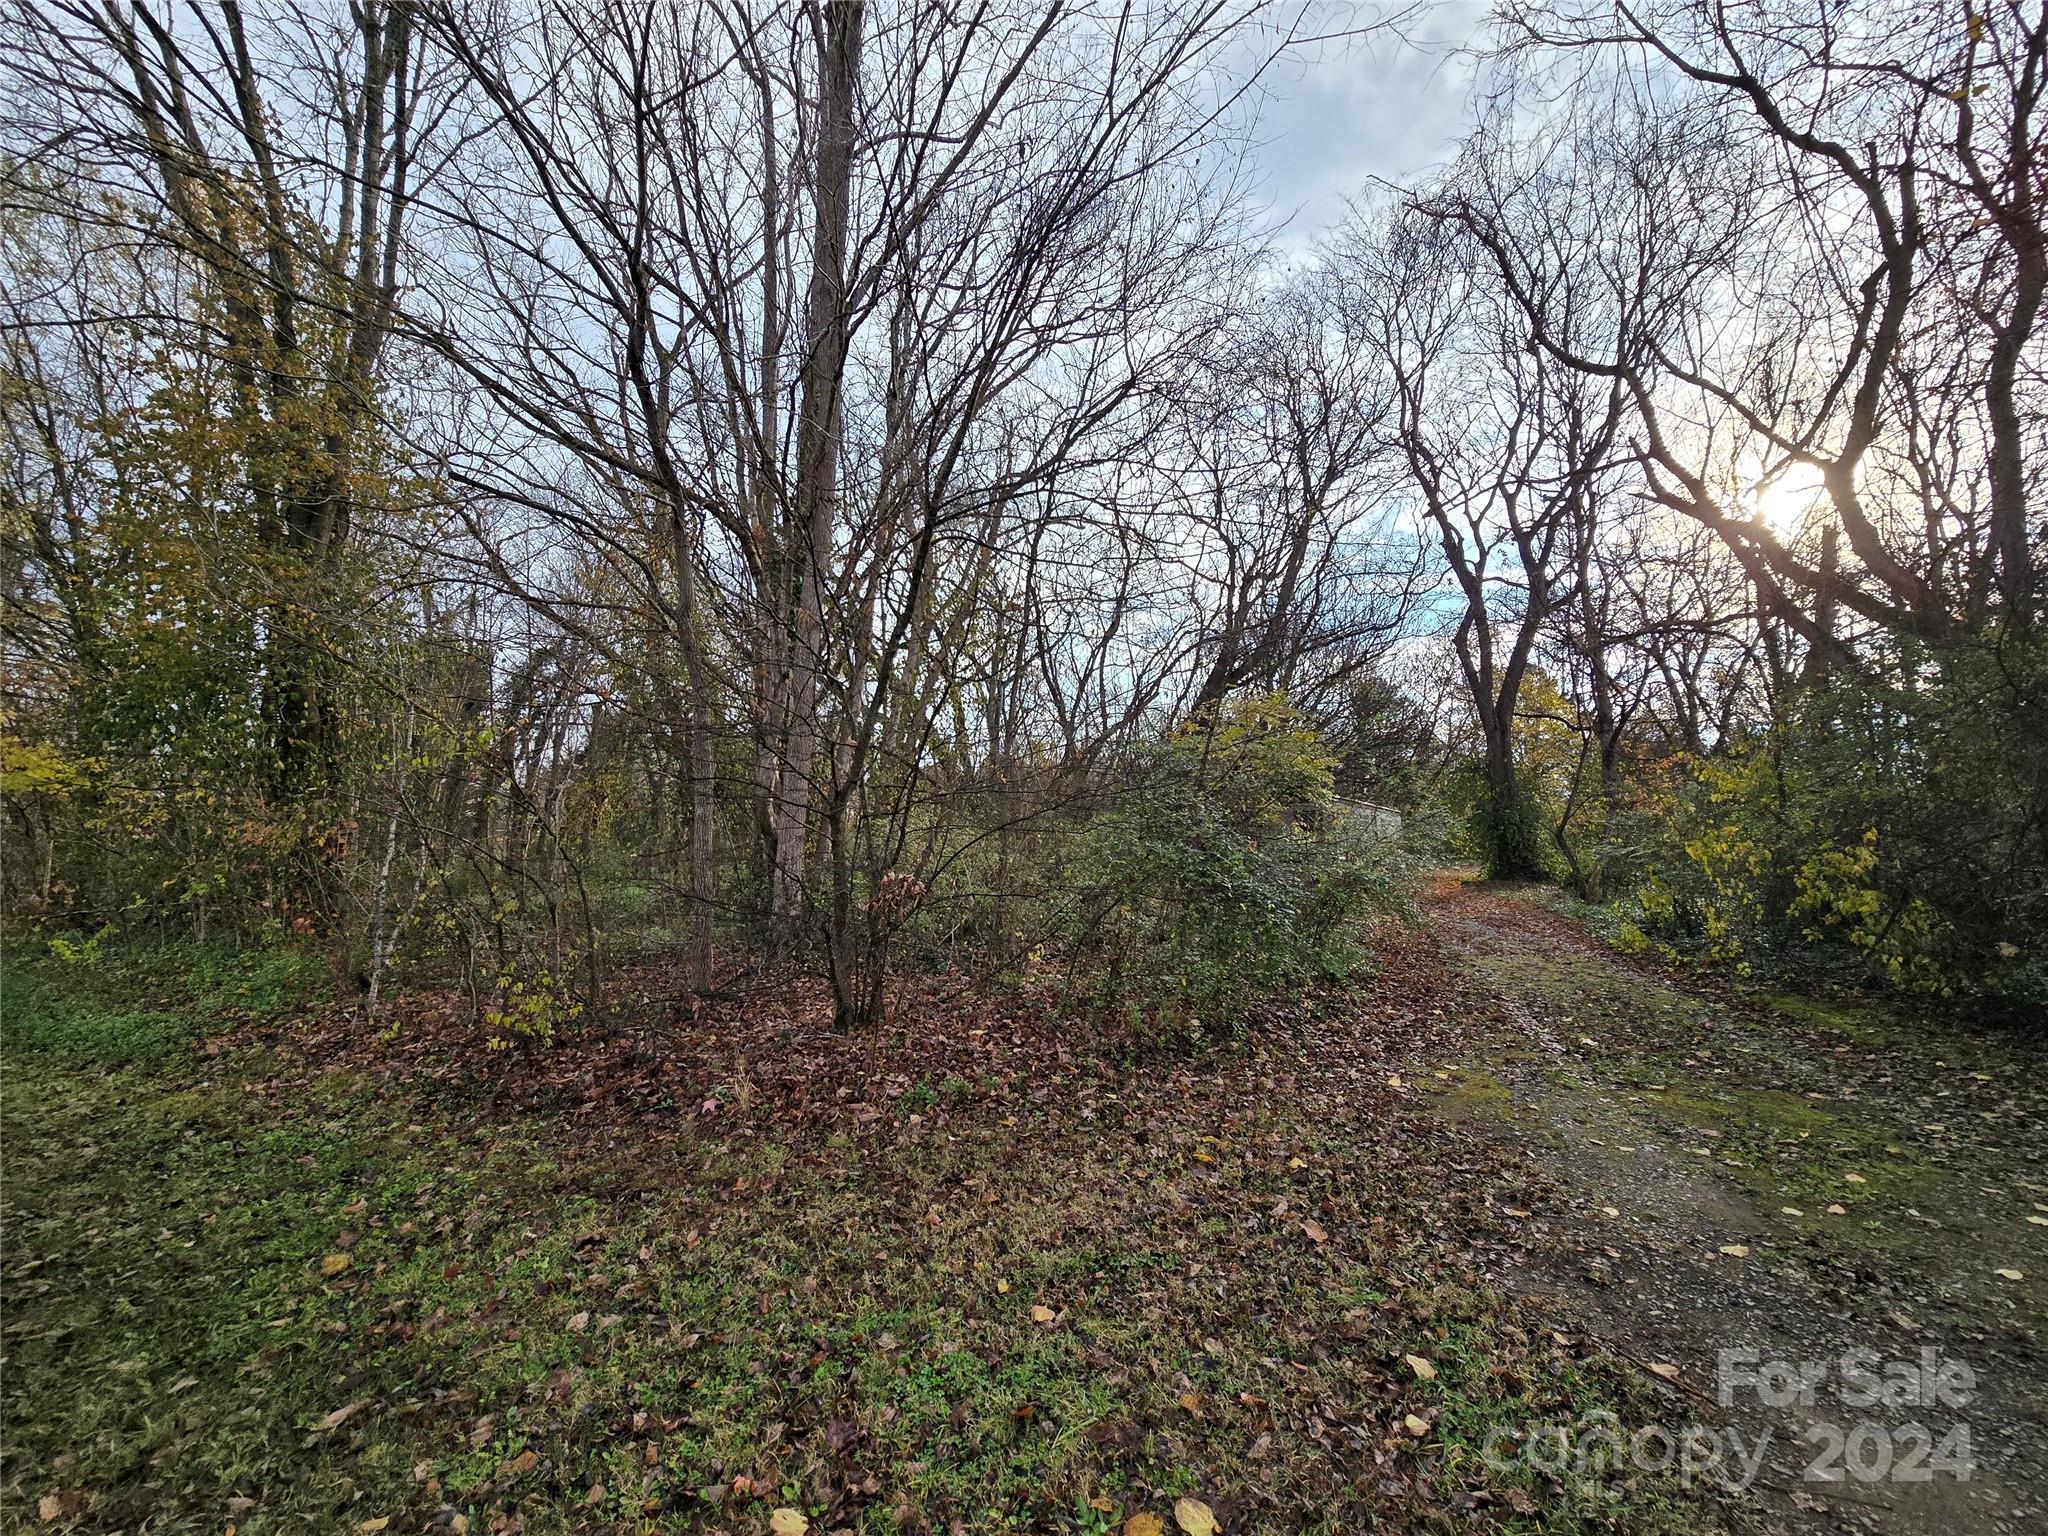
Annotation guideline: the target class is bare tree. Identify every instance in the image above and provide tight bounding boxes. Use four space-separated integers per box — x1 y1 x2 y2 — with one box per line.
1458 0 2046 645
1340 200 1627 877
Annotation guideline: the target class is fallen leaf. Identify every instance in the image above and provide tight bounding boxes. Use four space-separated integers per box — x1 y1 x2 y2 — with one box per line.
320 1253 351 1277
566 1311 591 1333
1173 1496 1218 1536
1301 1220 1327 1244
313 1400 368 1433
1648 1362 1680 1381
1826 1203 1848 1215
1718 1244 1751 1258
769 1509 809 1536
1844 1172 1867 1184
1123 1515 1164 1536
2027 1216 2048 1227
1994 1268 2025 1281
1502 1206 1530 1219
358 1519 390 1533
499 1449 539 1482
1598 1206 1620 1218
1402 1413 1430 1438
1088 1494 1116 1513
1403 1353 1437 1382
1781 1207 1805 1217
1029 1304 1056 1324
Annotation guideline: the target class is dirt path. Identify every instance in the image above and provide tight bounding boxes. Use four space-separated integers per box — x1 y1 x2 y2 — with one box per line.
1400 876 2048 1536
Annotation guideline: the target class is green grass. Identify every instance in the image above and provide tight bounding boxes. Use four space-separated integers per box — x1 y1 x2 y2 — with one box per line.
2 953 1729 1535
1 937 328 1061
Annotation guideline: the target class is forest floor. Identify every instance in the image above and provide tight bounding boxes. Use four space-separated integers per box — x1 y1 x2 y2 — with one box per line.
3 878 2043 1536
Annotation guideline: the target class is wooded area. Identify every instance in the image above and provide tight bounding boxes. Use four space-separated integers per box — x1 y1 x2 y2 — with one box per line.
2 3 2044 1534
4 0 2043 1022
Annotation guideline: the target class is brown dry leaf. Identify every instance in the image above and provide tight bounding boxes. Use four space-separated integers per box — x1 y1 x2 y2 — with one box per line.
1402 1413 1430 1438
1029 1304 1056 1324
1502 1207 1531 1219
1088 1494 1117 1513
1826 1203 1848 1215
566 1311 591 1333
1403 1353 1437 1382
320 1253 351 1277
1718 1244 1751 1258
1178 1392 1204 1416
1173 1497 1219 1536
1301 1220 1328 1244
1123 1515 1165 1536
1648 1362 1681 1381
499 1449 539 1482
358 1519 390 1533
1844 1172 1867 1184
768 1509 809 1536
314 1400 368 1433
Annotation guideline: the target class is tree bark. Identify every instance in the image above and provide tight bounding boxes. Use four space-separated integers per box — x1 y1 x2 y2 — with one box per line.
772 0 864 938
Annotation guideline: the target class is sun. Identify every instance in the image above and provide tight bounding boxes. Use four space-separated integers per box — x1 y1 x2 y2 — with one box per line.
1747 466 1827 538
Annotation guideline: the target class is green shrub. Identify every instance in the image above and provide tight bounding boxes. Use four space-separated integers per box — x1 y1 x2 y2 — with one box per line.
1612 637 2046 1011
1064 696 1409 1031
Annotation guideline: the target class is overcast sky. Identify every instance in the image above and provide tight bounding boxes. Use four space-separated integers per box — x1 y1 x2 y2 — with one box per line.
1243 2 1490 253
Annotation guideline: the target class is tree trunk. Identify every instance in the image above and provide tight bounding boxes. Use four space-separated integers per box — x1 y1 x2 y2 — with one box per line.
772 0 864 939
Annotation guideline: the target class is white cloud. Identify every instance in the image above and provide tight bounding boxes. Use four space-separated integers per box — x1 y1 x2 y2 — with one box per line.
1245 2 1488 252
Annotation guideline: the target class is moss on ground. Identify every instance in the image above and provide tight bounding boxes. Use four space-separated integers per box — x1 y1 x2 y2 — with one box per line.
1442 892 2012 1260
1755 991 1899 1045
1631 1082 1936 1211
